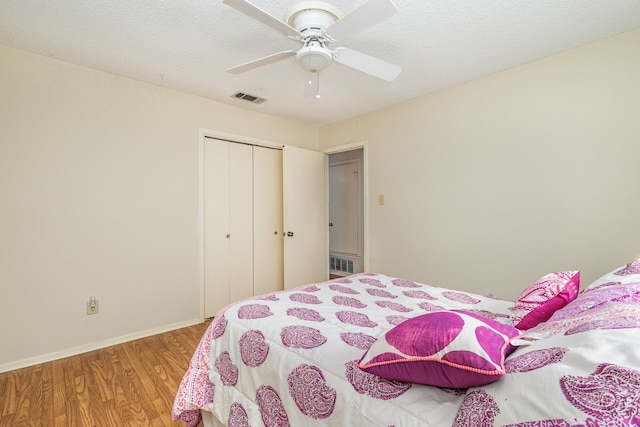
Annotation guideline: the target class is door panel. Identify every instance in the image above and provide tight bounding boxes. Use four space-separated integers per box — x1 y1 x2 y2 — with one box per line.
329 161 360 255
203 139 230 317
253 146 284 295
228 143 254 304
283 146 328 289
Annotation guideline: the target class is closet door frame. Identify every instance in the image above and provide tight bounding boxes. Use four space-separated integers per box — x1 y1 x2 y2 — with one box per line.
199 130 283 319
198 129 328 319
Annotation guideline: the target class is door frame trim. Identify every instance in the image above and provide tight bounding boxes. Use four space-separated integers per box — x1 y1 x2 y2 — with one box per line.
198 128 284 319
322 141 369 273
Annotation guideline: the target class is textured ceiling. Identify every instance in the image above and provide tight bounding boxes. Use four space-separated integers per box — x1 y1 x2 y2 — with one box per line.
2 1 640 126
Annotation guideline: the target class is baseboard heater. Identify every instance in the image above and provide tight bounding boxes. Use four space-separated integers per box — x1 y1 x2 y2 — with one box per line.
330 255 355 275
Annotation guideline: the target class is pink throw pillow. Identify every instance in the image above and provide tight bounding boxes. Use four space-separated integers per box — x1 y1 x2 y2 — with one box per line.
356 310 521 388
511 271 580 330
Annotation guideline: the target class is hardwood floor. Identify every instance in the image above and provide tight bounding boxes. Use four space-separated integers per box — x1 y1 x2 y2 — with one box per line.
0 320 211 427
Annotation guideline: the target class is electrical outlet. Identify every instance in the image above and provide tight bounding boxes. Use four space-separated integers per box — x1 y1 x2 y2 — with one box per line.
86 297 99 315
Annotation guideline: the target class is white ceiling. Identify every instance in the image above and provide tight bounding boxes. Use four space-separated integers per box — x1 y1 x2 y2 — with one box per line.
2 1 640 126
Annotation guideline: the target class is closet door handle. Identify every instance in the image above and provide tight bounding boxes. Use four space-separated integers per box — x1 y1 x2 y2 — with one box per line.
226 234 231 238
286 231 294 237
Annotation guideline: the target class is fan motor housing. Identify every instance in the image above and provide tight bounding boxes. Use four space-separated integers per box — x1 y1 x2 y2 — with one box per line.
286 2 341 37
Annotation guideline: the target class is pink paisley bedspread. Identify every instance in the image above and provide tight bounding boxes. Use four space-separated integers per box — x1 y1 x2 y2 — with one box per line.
172 273 514 426
173 262 640 426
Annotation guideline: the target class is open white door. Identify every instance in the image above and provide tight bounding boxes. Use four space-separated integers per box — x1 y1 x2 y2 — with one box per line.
283 146 328 289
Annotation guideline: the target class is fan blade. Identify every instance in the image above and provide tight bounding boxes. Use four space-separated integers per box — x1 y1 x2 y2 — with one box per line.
326 0 397 41
333 47 400 81
223 0 300 38
227 50 296 74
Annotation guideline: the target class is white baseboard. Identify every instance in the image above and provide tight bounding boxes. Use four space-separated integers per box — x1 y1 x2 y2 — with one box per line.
0 317 204 374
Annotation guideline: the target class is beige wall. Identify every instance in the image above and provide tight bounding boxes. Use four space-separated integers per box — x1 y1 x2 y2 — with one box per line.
320 29 640 299
0 45 318 370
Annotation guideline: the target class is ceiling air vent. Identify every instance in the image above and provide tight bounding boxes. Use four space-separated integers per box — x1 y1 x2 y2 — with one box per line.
231 91 267 104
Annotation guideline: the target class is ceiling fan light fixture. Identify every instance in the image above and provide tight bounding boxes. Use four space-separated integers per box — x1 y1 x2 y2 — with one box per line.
296 45 333 72
224 0 401 81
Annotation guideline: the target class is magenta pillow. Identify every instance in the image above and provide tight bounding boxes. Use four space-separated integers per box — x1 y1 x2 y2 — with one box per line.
356 310 521 388
510 270 580 330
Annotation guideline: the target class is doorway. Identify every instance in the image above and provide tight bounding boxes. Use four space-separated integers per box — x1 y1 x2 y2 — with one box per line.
327 146 366 277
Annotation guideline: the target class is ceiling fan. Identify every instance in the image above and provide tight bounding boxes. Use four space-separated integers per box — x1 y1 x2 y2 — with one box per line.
223 0 401 83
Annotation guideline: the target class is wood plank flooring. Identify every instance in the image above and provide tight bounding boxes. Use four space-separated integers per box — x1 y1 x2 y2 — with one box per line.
0 320 211 427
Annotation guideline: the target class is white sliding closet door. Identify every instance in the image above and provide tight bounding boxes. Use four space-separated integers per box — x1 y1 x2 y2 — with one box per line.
203 140 327 317
203 139 253 317
283 146 328 289
253 146 283 295
204 139 230 317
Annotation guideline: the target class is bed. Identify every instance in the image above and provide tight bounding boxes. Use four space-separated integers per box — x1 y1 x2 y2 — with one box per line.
172 260 640 426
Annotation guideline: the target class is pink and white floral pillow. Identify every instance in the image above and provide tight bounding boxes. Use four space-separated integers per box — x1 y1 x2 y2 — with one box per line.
511 271 580 330
356 310 521 388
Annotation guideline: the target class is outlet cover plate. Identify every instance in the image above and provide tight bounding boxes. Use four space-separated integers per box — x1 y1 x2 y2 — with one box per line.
86 299 99 315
